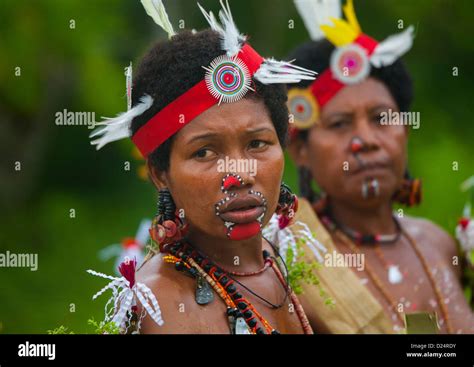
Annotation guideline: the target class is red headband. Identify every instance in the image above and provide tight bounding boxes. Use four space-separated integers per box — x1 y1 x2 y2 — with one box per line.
132 44 264 157
310 34 378 108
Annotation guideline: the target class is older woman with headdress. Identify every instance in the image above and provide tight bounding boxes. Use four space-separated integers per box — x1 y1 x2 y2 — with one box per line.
284 0 474 334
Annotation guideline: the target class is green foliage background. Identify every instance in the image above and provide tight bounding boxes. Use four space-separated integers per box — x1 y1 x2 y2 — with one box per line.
0 0 472 333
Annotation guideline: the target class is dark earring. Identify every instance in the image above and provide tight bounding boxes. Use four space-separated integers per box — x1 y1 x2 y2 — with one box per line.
276 182 299 229
392 170 422 207
149 188 188 252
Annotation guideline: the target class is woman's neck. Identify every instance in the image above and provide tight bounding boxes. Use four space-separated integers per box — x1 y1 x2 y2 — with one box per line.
185 229 265 273
328 198 396 235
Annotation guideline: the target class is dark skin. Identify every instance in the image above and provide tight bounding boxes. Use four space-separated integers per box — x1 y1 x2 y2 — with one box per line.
289 77 474 333
137 98 305 334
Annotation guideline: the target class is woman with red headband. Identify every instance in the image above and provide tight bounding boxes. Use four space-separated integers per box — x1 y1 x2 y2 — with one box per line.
285 0 474 333
86 0 325 334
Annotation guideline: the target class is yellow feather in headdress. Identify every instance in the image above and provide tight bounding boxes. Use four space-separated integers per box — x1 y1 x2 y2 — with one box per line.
319 0 362 47
320 17 357 47
343 0 362 35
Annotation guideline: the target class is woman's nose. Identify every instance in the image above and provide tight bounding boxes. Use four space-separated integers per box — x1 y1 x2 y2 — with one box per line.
352 117 379 152
220 170 256 194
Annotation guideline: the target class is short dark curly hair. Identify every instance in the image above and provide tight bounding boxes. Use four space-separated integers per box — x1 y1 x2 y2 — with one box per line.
286 39 414 139
130 29 289 172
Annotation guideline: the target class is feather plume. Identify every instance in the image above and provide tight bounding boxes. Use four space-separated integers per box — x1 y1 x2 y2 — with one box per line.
370 25 414 68
197 3 223 34
342 0 361 34
198 0 245 57
90 95 153 150
254 59 317 84
320 16 358 47
294 0 341 41
140 0 176 39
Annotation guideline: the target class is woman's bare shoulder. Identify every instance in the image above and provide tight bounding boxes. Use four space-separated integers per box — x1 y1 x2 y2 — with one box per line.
135 253 200 334
400 215 459 267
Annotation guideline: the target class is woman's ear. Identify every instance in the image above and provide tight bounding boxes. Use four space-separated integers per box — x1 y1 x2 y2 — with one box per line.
286 135 310 169
147 160 168 190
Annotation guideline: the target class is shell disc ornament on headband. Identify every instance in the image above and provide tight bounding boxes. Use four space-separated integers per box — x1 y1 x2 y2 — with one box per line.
204 54 253 105
330 43 370 85
288 88 319 129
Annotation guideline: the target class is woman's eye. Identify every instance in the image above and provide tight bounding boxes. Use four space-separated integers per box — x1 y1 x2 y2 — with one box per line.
248 140 267 149
329 120 347 129
373 113 384 125
193 148 214 159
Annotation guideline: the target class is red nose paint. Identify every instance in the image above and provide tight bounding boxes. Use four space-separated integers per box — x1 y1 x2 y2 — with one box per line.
351 138 363 153
223 175 242 190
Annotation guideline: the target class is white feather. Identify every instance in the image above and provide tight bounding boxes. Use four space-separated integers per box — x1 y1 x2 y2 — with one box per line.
90 95 153 150
198 0 245 57
88 267 165 331
294 0 341 41
140 0 176 38
125 62 133 111
262 214 326 265
254 59 317 84
112 291 134 328
197 3 223 34
463 202 472 219
218 0 245 56
370 26 414 68
198 1 316 85
135 219 152 246
136 283 164 326
461 175 474 193
456 219 474 253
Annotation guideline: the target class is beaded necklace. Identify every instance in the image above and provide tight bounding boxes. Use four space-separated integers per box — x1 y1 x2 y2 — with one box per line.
163 241 313 334
192 242 290 309
321 214 402 245
321 214 404 284
212 259 271 277
327 224 453 333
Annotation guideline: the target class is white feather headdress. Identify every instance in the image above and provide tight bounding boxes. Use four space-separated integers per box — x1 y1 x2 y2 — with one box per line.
91 0 317 152
371 26 415 68
294 0 414 69
140 0 176 38
90 95 153 150
90 0 179 151
294 0 342 41
199 0 317 85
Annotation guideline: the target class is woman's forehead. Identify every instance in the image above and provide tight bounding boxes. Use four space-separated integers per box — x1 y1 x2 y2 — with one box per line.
322 78 397 116
174 98 275 142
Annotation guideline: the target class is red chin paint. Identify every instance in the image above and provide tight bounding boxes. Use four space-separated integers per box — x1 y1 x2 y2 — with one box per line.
227 221 261 241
